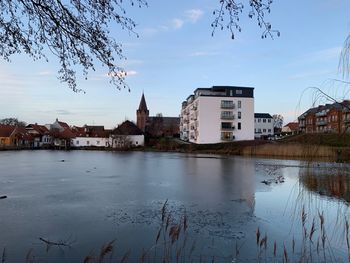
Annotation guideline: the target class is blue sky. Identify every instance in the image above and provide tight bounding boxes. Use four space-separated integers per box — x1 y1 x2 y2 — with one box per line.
1 0 350 128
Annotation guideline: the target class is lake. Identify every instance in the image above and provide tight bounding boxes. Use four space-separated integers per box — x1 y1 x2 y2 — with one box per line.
0 150 349 262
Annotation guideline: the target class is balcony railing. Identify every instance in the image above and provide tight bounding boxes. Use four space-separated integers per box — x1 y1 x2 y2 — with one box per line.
315 111 327 117
316 120 327 126
221 126 235 131
221 104 235 109
221 115 235 120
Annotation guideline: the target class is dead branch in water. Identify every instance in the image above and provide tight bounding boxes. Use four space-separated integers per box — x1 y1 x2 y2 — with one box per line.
39 237 74 252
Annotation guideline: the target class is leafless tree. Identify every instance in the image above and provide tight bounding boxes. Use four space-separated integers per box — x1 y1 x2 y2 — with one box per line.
0 0 278 92
211 0 280 39
0 118 26 127
0 0 147 92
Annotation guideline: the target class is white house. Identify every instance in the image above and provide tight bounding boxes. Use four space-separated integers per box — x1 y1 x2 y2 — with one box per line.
180 86 255 144
254 113 274 139
71 125 110 148
110 120 144 148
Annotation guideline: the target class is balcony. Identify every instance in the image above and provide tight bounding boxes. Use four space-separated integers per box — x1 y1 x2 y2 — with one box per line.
315 111 327 117
221 103 235 109
221 115 235 120
316 120 327 126
221 126 235 131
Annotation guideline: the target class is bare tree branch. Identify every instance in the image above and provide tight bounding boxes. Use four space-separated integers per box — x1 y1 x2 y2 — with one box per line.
0 0 147 92
211 0 280 40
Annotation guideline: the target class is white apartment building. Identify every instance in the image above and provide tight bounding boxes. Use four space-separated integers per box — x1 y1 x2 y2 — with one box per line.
180 86 255 144
254 113 274 139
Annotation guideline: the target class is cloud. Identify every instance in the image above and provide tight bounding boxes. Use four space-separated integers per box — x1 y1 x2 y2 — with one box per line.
56 109 74 115
107 70 138 78
185 9 204 23
172 19 184 30
37 70 54 76
141 27 159 37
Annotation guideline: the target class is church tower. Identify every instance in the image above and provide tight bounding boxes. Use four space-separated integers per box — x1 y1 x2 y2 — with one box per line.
136 93 149 132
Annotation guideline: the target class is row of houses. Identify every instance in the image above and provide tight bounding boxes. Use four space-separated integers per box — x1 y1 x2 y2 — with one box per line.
298 100 350 134
0 119 144 149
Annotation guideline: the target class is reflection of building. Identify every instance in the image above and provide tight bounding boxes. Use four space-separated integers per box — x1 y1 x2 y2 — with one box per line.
300 169 350 203
180 86 254 144
136 93 180 137
298 100 350 134
254 113 274 139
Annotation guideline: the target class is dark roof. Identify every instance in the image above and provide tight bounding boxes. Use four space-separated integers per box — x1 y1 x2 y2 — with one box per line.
138 93 148 111
192 86 254 98
254 113 273 119
113 121 143 135
148 116 180 126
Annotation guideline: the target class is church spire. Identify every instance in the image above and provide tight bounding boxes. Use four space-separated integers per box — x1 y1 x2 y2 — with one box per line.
136 92 149 132
138 93 148 111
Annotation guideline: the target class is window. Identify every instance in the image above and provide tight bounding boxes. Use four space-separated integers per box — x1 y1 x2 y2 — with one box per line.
268 129 271 132
76 140 79 145
221 132 233 140
87 141 90 145
268 119 271 123
238 122 241 130
221 122 232 129
236 89 242 95
258 118 261 123
96 141 100 145
263 119 266 123
238 100 241 108
258 128 261 133
263 129 266 132
238 111 241 119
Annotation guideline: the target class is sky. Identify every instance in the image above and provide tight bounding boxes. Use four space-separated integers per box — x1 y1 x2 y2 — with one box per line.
1 0 350 128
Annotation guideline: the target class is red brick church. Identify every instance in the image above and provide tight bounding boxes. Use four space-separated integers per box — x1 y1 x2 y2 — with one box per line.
136 93 180 137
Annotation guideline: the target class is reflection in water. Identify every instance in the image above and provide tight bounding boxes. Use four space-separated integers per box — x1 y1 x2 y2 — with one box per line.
1 151 350 262
299 166 350 203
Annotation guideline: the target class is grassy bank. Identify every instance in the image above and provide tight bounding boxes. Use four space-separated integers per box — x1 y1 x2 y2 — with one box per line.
147 135 350 162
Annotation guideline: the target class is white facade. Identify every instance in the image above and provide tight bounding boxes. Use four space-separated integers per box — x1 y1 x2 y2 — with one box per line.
254 113 274 138
180 86 255 144
109 135 144 148
72 137 110 148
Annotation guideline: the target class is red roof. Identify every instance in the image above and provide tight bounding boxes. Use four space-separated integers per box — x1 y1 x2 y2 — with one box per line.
284 122 299 131
58 121 70 130
26 124 49 135
0 124 16 137
72 125 110 138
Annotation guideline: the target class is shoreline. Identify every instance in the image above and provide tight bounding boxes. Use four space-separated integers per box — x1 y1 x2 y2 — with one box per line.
1 140 350 163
